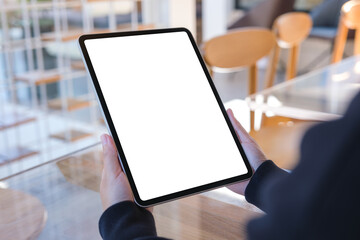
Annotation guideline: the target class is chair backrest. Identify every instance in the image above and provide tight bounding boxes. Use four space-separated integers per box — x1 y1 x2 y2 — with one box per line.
274 12 313 48
203 28 275 69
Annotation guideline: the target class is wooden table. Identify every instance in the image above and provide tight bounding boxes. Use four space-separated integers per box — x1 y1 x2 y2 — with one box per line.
154 194 259 239
56 148 261 239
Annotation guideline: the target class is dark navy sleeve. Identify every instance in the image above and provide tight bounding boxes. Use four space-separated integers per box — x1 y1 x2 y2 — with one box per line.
99 201 170 240
245 160 289 212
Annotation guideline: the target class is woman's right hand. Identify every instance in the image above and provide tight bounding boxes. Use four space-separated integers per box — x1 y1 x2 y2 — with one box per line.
226 109 267 195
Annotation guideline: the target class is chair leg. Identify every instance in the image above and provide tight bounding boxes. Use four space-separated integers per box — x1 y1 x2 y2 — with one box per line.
265 44 280 88
248 64 257 95
332 19 348 63
250 111 255 132
249 64 257 132
355 28 360 56
286 44 299 80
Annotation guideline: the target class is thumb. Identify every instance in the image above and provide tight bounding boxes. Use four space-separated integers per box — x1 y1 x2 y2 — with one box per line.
227 109 252 143
101 134 122 177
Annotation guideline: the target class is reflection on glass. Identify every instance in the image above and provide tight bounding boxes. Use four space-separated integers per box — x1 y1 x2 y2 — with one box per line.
354 61 360 74
332 72 350 82
267 95 283 107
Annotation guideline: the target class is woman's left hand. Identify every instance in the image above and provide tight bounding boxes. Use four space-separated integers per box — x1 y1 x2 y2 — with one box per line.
100 134 134 210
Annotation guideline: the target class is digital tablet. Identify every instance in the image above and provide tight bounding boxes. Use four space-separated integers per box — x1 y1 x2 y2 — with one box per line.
78 28 252 207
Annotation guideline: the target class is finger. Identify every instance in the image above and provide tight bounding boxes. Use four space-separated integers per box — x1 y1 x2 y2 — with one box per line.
101 134 123 176
227 109 246 132
227 109 252 141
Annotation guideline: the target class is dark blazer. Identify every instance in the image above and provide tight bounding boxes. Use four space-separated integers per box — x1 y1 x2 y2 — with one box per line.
99 92 360 240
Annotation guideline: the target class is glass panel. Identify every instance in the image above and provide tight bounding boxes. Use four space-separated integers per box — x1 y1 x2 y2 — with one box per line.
247 56 360 120
2 145 103 239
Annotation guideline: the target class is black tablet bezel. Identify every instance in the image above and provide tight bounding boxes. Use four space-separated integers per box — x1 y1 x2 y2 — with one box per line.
78 27 253 207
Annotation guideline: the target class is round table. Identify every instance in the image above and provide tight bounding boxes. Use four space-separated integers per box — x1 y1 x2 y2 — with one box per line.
0 188 47 240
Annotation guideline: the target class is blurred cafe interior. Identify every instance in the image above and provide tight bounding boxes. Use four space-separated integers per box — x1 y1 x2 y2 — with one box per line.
1 0 360 239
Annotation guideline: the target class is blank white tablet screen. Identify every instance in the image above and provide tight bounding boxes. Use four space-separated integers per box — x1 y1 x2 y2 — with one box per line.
85 31 248 201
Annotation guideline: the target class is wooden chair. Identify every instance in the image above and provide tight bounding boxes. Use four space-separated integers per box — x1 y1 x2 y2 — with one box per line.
332 0 360 63
203 28 275 130
203 28 276 94
265 12 313 88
